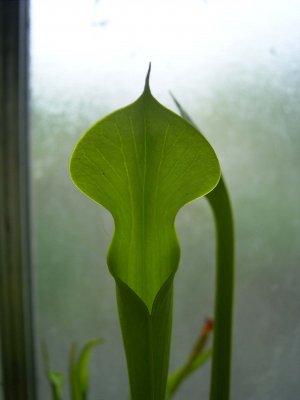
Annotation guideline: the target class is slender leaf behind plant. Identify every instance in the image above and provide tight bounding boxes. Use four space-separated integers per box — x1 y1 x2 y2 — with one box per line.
70 66 221 400
172 95 234 400
166 319 214 399
43 339 101 400
69 338 102 400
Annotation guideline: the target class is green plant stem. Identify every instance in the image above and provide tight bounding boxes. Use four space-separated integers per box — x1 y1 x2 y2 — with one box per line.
207 178 234 400
171 95 234 400
116 277 174 400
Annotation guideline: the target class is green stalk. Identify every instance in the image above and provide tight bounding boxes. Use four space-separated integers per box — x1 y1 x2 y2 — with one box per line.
116 277 174 400
207 179 234 400
172 95 234 400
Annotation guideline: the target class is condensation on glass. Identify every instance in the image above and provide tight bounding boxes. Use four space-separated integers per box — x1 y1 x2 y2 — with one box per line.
30 0 300 399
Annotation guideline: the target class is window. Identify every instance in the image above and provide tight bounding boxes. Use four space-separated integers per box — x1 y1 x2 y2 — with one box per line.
1 0 300 399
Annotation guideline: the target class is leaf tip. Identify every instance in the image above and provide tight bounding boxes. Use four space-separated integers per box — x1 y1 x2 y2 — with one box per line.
144 62 152 94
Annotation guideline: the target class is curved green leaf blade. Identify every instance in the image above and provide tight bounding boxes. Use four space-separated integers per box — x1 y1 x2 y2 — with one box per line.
172 95 234 400
166 318 213 399
166 349 212 400
70 66 221 400
76 338 102 400
69 343 81 400
47 372 65 400
69 339 101 400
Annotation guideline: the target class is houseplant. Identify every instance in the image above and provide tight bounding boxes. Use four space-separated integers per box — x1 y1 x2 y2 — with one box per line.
45 65 234 400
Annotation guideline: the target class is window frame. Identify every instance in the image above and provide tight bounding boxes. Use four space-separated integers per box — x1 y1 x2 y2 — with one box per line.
0 1 36 399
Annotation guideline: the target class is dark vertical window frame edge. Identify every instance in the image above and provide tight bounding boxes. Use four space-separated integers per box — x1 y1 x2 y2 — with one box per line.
0 1 37 399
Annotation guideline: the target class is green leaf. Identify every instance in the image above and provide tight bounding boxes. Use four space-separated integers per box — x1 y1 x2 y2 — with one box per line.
69 339 101 400
172 95 234 400
166 349 212 399
41 343 65 400
47 372 66 400
76 338 102 400
166 318 213 399
70 65 221 399
69 343 81 400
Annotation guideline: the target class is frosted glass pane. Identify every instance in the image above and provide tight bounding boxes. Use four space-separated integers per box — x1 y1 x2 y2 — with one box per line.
30 0 300 399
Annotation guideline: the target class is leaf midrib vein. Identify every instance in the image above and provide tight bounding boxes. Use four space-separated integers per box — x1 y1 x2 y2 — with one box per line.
141 113 147 296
